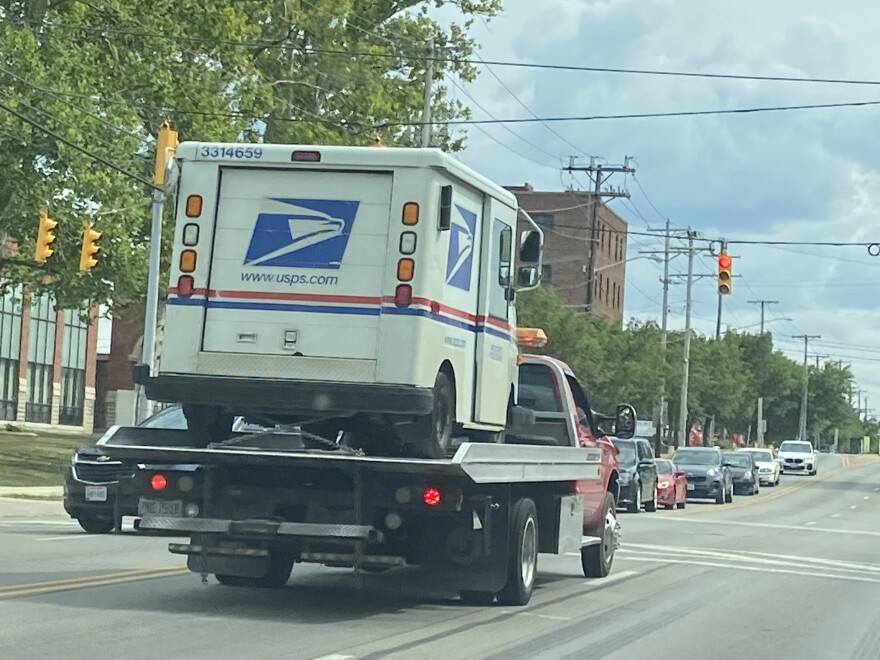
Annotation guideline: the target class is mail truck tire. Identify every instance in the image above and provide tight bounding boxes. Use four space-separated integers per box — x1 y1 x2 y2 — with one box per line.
419 371 455 459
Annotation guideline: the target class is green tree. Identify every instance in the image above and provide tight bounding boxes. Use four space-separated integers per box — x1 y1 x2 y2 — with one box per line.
0 0 499 316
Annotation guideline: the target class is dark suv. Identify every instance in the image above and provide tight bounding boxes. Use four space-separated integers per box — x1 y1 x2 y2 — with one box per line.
611 437 658 513
671 447 734 504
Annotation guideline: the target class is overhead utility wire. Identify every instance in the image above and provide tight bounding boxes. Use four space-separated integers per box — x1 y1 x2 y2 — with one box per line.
11 21 880 89
0 100 156 190
378 100 880 127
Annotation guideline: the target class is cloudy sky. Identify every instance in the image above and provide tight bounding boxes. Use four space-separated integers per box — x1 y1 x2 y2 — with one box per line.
440 0 880 416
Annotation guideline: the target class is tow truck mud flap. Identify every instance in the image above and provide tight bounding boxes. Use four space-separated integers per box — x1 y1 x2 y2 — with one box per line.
420 492 510 594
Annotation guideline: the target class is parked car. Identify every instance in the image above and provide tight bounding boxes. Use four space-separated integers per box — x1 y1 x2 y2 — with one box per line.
737 447 780 486
723 451 759 495
64 406 261 533
611 437 658 513
777 440 818 476
671 447 733 504
654 458 687 509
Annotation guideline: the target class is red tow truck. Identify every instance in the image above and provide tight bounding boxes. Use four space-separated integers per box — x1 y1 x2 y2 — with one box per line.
99 329 632 606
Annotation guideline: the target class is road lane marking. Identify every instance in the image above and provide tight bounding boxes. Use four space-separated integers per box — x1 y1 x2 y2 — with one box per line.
651 516 880 537
850 505 858 510
865 496 871 500
313 656 354 660
0 567 187 599
668 462 851 516
622 545 880 574
832 514 841 518
618 557 880 585
805 521 816 525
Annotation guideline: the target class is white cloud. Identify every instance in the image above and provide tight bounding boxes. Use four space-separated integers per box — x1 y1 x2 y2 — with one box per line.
444 0 880 413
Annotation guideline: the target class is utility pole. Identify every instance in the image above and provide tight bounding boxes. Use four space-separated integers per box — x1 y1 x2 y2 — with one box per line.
678 230 696 448
756 397 765 447
748 300 779 334
564 157 634 312
659 218 671 352
420 39 434 148
137 120 178 424
715 293 723 340
793 334 820 442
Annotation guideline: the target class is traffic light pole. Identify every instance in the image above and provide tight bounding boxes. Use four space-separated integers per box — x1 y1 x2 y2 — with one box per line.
715 292 723 340
678 230 695 448
136 187 166 424
136 120 178 424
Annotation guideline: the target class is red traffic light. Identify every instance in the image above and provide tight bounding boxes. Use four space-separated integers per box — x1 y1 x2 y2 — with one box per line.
718 255 732 269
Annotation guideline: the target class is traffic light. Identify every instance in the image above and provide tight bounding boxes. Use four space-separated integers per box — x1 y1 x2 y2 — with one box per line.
34 209 58 263
153 119 179 186
79 221 102 272
717 248 732 295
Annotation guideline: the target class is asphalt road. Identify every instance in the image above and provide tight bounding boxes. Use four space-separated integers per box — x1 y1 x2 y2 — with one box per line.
1 454 879 660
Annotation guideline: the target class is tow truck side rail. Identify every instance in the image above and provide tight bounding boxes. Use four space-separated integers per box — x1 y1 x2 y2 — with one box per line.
99 427 602 484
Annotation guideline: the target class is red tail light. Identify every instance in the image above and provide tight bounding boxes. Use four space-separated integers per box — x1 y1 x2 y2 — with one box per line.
422 487 441 506
394 284 412 308
150 474 167 491
177 275 194 297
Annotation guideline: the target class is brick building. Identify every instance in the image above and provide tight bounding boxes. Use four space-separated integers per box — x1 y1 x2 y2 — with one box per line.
0 286 98 432
505 184 628 322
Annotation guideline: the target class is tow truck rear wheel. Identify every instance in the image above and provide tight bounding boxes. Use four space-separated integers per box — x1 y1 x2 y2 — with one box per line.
76 516 114 534
582 492 617 578
497 497 538 606
459 590 496 605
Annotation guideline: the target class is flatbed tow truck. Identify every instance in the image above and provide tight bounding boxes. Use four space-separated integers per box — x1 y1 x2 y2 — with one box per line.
100 334 634 606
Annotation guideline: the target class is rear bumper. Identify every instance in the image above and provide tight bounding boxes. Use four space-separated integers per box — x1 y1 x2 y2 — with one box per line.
62 468 138 520
686 480 724 498
135 367 434 416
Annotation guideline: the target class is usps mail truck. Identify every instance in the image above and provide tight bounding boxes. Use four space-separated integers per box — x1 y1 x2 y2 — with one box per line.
136 143 543 458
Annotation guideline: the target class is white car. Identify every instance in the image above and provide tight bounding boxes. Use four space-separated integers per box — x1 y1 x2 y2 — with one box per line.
737 448 781 486
776 440 818 476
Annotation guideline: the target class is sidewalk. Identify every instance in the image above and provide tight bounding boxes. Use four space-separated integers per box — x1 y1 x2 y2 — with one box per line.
0 486 67 519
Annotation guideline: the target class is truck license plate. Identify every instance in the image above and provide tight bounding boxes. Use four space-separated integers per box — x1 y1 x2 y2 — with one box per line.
138 498 182 517
85 486 108 502
686 483 695 491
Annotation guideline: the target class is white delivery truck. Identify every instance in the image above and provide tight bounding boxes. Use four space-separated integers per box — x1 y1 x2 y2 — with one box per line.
135 143 544 458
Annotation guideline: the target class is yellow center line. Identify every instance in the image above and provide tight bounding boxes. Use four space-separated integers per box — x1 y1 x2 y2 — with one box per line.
0 567 188 600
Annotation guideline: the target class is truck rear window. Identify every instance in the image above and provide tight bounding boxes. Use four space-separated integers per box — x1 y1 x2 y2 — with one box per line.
518 364 563 412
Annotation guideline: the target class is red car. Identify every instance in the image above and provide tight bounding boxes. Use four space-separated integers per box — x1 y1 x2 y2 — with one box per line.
654 459 687 509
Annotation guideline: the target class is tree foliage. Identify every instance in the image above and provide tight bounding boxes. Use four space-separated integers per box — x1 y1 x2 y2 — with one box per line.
0 0 499 317
516 287 872 445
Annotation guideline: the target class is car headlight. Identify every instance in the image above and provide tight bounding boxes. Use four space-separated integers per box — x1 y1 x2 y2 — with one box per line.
619 473 631 484
744 471 753 479
657 481 670 489
707 468 719 477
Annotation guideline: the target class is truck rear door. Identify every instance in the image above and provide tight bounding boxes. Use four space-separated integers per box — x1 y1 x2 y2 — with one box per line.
201 167 393 361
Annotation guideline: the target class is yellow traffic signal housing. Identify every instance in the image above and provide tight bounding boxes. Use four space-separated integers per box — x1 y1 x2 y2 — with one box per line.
153 120 179 186
34 209 58 263
79 221 102 272
717 249 732 295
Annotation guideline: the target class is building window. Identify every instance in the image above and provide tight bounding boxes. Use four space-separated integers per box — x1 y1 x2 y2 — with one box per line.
26 294 56 423
0 287 22 421
605 278 610 304
541 264 553 282
531 213 555 229
600 224 606 250
597 273 603 300
616 286 621 309
59 309 88 426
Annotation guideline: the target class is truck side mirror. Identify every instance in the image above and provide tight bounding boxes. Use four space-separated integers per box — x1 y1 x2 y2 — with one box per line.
520 230 541 264
614 404 637 440
517 266 539 288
